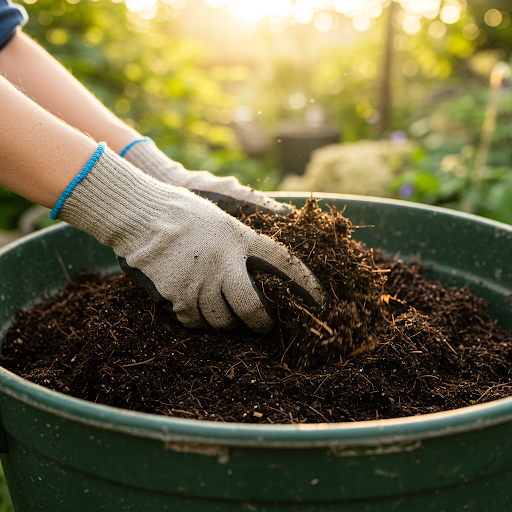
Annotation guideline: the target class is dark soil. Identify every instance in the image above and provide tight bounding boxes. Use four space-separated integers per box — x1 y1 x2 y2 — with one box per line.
2 199 512 424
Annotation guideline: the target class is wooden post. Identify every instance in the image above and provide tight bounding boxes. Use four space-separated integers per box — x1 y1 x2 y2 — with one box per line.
377 0 396 138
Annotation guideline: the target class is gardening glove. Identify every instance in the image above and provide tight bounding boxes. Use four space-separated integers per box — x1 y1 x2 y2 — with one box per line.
121 137 294 217
50 142 326 333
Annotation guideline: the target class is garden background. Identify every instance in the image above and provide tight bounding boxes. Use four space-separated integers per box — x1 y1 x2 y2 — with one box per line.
0 0 511 507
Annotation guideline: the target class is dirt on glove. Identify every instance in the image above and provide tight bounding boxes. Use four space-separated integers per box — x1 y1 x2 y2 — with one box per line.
2 199 512 424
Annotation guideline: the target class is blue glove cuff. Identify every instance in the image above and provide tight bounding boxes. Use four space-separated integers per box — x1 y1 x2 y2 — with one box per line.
119 137 154 158
49 142 106 220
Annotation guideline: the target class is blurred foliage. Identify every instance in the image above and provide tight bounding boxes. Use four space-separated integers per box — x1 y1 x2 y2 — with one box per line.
1 0 512 229
257 0 512 222
0 189 31 231
391 69 512 222
261 0 511 138
21 0 270 173
0 465 13 512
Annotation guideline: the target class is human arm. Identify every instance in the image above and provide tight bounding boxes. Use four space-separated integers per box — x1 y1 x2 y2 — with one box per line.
0 76 325 332
0 31 138 154
0 73 97 207
0 32 293 215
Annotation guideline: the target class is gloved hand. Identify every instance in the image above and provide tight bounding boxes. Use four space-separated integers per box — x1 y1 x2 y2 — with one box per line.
50 143 326 333
121 138 293 217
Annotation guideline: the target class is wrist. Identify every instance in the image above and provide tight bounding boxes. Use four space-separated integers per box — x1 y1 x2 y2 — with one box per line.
50 142 107 220
49 143 199 254
100 122 141 154
121 137 188 184
119 137 154 158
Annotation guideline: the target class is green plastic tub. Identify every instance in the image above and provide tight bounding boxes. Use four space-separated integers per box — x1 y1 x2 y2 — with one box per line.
1 193 512 511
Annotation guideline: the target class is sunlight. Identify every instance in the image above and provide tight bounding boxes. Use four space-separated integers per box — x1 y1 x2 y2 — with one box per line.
227 0 267 23
125 0 158 17
403 14 421 34
314 11 334 31
203 0 225 7
365 1 382 19
332 0 367 15
400 0 441 16
268 0 293 19
352 13 372 31
439 4 461 24
293 0 315 24
124 0 466 27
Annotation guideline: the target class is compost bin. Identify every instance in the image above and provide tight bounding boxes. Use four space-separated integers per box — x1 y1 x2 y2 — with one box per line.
0 193 511 511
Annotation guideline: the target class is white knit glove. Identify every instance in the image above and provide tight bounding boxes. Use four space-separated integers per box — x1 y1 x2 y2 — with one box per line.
50 143 326 332
121 138 294 217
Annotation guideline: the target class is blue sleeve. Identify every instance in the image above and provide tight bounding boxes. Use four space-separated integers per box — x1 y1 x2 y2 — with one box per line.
0 0 27 51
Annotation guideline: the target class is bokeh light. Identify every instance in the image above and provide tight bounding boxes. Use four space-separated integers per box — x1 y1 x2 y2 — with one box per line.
332 0 367 16
289 92 307 110
268 0 293 19
403 15 421 35
462 23 479 40
203 0 225 7
293 0 315 24
429 20 446 38
122 0 472 30
439 4 461 24
125 0 158 17
365 1 382 18
484 9 502 28
227 0 267 23
352 13 372 31
400 0 440 16
314 11 334 31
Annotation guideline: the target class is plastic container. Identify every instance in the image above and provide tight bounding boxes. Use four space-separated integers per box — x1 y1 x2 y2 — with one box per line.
1 193 512 511
275 122 340 175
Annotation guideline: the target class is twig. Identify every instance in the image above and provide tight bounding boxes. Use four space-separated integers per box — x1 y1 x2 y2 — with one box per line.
474 383 505 405
279 334 297 364
308 405 331 423
54 249 71 283
290 300 333 336
120 357 156 368
171 409 197 416
443 339 457 355
313 376 330 395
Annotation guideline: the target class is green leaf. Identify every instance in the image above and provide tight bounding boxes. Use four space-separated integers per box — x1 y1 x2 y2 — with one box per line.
412 172 441 195
492 181 512 225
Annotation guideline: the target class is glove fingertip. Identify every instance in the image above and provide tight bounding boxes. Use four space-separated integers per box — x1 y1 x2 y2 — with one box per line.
244 312 274 334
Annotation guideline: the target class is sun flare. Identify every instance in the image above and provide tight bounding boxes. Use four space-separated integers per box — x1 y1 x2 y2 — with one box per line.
126 0 464 31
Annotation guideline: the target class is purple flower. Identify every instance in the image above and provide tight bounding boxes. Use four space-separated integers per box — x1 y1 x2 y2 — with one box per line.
391 130 407 145
398 183 415 198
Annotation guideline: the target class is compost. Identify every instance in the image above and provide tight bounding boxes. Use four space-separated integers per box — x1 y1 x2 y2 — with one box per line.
2 199 512 424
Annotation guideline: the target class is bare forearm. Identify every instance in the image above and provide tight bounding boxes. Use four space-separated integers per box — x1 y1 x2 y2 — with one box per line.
0 33 139 153
0 75 97 208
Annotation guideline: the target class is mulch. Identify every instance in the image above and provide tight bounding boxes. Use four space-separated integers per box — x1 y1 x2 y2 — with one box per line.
2 199 511 424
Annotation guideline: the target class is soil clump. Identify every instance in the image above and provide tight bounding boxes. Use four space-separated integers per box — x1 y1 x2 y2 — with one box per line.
2 199 512 424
